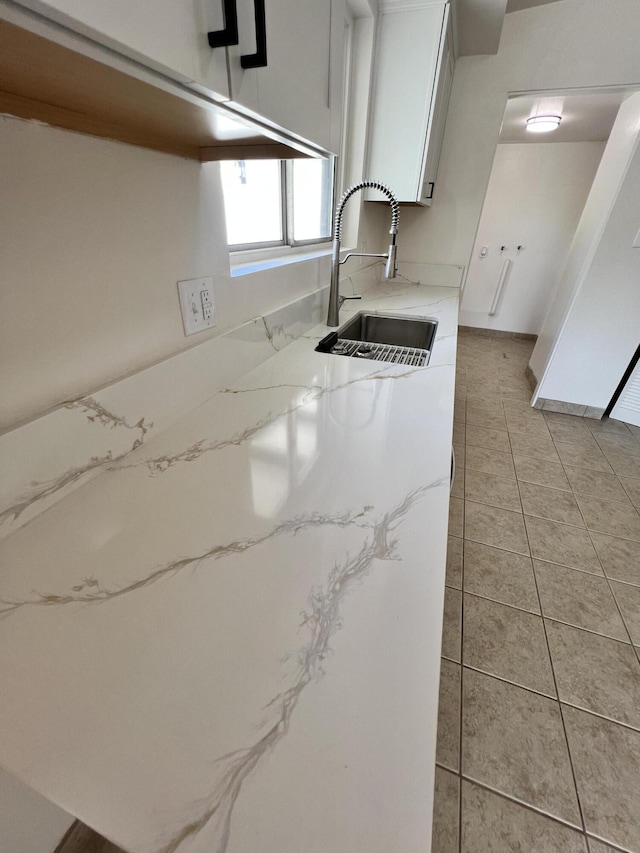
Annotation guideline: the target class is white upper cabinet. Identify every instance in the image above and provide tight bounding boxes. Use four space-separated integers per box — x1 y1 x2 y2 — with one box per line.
14 0 230 97
227 0 346 154
366 1 453 205
204 0 345 152
11 0 346 152
421 20 453 205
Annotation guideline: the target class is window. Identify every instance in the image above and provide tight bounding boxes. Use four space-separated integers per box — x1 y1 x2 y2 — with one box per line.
220 157 333 251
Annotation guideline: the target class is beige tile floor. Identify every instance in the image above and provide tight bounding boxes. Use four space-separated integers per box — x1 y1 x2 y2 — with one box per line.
433 330 640 853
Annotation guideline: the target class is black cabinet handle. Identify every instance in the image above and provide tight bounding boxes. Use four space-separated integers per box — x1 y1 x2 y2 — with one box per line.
425 181 435 200
208 0 239 48
241 0 267 68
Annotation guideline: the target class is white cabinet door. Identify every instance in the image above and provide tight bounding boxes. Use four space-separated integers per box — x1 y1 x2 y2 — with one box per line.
420 13 453 206
366 1 450 204
14 0 229 97
610 359 640 427
223 0 344 152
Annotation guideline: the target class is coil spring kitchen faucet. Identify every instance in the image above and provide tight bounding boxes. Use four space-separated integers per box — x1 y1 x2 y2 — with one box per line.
327 181 400 327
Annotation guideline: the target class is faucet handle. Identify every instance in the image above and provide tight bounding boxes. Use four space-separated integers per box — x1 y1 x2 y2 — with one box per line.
338 294 362 308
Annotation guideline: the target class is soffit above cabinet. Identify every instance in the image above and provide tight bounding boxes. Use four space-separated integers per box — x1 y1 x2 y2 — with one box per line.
452 0 507 56
0 15 326 161
506 0 561 12
451 0 563 56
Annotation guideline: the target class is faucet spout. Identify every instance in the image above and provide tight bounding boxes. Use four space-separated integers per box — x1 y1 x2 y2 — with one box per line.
327 181 400 327
384 235 398 279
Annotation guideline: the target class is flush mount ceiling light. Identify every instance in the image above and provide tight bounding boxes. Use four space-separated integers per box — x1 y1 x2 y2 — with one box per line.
526 114 562 133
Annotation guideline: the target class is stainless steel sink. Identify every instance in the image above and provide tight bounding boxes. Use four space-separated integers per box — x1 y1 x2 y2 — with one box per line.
315 312 437 366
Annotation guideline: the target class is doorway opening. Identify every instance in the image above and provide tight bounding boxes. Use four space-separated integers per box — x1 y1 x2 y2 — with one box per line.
459 87 633 338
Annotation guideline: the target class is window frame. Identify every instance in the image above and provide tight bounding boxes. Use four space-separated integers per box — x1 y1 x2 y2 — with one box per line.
223 156 335 254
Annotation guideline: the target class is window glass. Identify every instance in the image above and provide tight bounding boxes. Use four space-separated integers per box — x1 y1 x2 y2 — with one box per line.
220 160 283 246
292 158 332 242
220 157 334 250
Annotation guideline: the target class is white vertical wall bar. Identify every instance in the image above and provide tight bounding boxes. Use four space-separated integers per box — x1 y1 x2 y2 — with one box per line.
489 258 512 317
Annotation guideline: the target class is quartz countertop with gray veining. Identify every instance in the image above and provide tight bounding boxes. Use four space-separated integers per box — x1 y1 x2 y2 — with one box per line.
0 278 458 853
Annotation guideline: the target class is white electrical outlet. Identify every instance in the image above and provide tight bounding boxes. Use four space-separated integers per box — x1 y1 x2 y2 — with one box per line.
177 277 215 336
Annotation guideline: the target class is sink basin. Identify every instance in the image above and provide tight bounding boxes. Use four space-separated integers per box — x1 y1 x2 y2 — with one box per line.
339 312 437 349
316 312 437 366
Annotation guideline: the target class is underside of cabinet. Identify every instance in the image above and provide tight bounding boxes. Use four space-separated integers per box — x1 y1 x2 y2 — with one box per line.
0 18 320 160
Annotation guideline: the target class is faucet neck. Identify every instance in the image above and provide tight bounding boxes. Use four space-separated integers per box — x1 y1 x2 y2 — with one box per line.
327 236 342 327
327 181 400 328
333 181 400 245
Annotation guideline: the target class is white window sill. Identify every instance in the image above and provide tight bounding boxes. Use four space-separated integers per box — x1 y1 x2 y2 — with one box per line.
230 243 333 277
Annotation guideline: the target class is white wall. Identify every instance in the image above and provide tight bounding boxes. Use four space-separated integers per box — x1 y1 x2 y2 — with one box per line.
530 93 640 383
0 116 329 432
460 141 603 333
358 0 640 271
0 768 73 853
532 92 640 409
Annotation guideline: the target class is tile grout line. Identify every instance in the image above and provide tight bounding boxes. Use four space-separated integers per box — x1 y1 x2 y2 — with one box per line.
435 762 631 848
591 428 640 473
569 431 640 667
586 535 640 666
462 367 640 628
514 413 640 847
620 476 640 509
456 771 585 833
445 347 467 853
585 833 636 853
460 510 640 644
458 340 640 850
549 431 640 663
465 582 635 645
460 348 640 853
460 661 556 699
462 343 511 844
458 520 464 853
525 411 640 842
458 386 466 853
462 587 540 617
493 391 590 839
498 436 640 557
529 551 629 579
460 661 640 736
524 484 589 842
472 419 618 774
556 427 640 667
453 346 476 853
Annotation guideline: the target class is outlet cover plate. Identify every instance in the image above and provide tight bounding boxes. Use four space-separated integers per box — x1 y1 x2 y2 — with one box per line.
177 277 215 336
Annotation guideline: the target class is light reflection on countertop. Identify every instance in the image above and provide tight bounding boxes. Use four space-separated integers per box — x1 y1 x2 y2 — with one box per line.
250 390 320 519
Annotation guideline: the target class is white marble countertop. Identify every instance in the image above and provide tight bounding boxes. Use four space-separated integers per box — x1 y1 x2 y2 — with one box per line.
0 280 458 853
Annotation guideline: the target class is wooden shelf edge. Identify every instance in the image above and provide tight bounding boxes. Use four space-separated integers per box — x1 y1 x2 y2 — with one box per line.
0 90 201 160
0 17 323 162
199 143 311 161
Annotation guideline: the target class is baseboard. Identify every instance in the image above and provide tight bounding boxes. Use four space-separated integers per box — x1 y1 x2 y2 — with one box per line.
458 325 537 341
53 820 123 852
537 398 607 420
524 365 538 395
